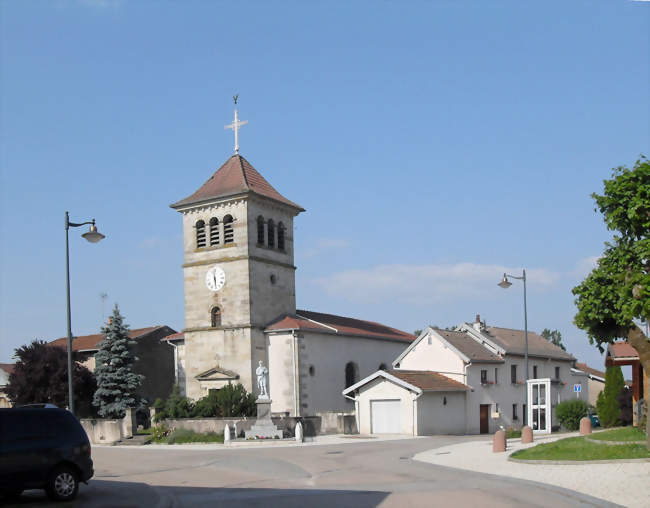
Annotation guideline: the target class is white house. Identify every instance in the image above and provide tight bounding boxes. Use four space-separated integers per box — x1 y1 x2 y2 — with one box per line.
344 316 589 435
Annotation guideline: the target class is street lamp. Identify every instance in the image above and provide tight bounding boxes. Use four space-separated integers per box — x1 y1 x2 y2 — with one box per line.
498 270 529 422
65 212 105 415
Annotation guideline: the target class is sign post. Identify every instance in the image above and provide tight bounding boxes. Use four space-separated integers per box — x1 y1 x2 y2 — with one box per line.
573 383 582 398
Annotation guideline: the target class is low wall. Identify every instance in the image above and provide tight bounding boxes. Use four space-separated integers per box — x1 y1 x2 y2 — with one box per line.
164 418 254 438
81 419 122 445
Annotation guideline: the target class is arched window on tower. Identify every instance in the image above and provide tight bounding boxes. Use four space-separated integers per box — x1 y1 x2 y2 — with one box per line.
277 222 285 251
267 219 275 248
196 220 206 248
209 217 219 246
257 216 265 245
210 306 221 327
345 362 359 388
223 215 234 244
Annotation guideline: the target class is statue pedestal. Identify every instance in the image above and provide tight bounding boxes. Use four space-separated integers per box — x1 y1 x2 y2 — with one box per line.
244 398 282 439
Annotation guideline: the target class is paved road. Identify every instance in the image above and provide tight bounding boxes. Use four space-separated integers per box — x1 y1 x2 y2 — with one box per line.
7 436 618 507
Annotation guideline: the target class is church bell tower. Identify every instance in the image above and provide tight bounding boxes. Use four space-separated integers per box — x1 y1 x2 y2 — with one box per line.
170 101 304 399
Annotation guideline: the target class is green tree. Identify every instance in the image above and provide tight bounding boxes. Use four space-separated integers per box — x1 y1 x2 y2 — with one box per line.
541 328 566 351
572 157 650 448
214 383 256 417
596 366 625 427
93 305 143 418
555 399 589 431
6 340 96 416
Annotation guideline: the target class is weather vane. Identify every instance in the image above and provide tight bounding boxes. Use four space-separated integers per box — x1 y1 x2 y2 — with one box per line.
225 94 247 154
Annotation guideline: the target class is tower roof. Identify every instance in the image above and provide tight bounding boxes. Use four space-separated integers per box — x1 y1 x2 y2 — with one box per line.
170 154 304 211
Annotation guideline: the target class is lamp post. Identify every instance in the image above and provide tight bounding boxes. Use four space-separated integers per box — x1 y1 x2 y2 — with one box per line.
65 212 105 415
498 270 528 423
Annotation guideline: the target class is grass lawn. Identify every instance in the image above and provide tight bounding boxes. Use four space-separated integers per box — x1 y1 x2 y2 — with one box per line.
510 436 650 461
506 429 522 439
590 427 647 442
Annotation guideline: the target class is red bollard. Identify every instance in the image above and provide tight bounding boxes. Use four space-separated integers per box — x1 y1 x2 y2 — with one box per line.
579 417 592 435
493 429 506 452
521 425 533 444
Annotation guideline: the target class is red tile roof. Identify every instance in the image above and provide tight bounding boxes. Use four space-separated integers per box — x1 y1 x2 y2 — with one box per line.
48 326 166 352
161 332 184 342
389 370 470 392
574 362 606 380
0 363 15 375
607 342 639 360
170 154 304 211
265 310 415 343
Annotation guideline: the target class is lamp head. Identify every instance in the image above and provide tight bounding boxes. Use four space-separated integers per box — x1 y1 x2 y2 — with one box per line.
82 223 105 244
498 274 512 289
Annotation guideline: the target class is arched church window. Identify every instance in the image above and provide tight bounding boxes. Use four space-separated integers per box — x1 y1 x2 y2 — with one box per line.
211 306 221 327
277 222 285 251
209 217 220 246
267 219 275 248
257 216 265 245
196 220 206 248
345 362 359 388
223 215 234 244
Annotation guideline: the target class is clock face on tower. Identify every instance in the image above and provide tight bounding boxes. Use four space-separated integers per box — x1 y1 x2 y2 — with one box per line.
205 266 226 292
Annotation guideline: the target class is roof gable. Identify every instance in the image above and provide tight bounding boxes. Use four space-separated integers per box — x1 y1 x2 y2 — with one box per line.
195 366 239 381
170 154 304 211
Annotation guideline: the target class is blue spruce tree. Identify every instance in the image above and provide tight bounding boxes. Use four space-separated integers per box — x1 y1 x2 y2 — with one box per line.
93 305 143 418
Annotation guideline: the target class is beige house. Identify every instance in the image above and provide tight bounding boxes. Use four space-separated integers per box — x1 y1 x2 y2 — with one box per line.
169 151 416 414
573 362 606 406
0 363 14 408
48 325 177 403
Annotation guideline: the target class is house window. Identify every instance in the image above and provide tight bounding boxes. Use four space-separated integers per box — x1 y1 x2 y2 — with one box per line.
555 366 560 379
257 216 265 245
223 215 234 244
511 365 517 383
277 222 285 251
267 219 275 248
345 362 358 388
481 370 488 384
309 365 315 376
494 368 498 384
196 220 206 248
533 365 538 378
512 403 518 420
379 363 388 371
210 307 221 327
209 217 219 246
523 404 527 425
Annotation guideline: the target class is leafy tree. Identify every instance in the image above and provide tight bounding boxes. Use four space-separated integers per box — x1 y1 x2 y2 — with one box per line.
6 340 96 416
93 305 143 418
572 157 650 448
555 399 589 431
152 385 194 422
597 365 625 427
541 328 566 351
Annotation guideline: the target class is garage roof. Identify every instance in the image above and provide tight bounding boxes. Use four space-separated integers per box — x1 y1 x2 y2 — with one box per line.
342 369 470 397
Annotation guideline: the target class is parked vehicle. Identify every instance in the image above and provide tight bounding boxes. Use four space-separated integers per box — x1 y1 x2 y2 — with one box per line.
589 413 601 428
0 407 93 501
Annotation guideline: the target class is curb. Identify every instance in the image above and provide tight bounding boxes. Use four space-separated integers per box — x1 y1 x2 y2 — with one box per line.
508 456 650 465
584 437 646 446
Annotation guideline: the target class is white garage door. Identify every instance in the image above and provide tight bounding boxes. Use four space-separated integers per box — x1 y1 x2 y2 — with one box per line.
371 399 401 434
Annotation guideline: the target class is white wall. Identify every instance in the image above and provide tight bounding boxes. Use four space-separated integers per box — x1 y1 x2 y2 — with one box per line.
397 332 466 384
417 392 466 435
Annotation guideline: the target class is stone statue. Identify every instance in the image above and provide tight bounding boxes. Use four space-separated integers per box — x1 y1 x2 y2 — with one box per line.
256 360 269 398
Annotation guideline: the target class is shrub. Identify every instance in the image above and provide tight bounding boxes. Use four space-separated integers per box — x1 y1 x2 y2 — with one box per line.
166 428 224 444
597 366 625 427
192 391 220 417
213 383 256 417
555 399 589 430
151 424 170 442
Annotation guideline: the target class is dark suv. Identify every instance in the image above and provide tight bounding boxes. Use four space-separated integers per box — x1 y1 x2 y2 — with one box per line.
0 407 94 501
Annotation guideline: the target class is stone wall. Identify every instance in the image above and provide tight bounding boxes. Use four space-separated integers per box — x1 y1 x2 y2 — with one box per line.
164 417 254 438
81 419 123 445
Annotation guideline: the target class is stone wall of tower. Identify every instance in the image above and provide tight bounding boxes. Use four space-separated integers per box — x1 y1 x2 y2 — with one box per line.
247 197 298 326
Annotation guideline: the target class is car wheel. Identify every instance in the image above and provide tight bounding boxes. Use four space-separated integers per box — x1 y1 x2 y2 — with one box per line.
46 465 79 501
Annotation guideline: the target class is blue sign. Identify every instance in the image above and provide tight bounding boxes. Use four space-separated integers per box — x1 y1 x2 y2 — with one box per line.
573 384 582 393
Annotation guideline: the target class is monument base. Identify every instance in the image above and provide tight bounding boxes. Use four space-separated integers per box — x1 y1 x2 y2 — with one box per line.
244 398 283 439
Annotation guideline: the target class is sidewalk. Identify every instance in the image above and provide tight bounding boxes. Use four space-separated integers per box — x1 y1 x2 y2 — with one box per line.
413 433 650 508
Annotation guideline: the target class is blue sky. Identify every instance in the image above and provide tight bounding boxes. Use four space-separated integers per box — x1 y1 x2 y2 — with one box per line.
1 0 648 375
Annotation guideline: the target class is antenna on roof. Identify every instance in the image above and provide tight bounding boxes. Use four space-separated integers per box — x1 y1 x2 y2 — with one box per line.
225 94 248 154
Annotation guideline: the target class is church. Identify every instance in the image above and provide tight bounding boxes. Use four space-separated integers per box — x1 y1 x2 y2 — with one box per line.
165 104 415 417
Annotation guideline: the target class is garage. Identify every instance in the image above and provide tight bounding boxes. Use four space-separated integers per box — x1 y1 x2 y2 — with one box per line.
370 399 401 433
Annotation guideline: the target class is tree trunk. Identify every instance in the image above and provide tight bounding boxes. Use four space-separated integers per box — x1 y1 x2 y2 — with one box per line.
627 325 650 450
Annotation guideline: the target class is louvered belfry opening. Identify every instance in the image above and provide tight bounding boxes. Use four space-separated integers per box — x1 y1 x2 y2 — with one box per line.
257 216 265 245
211 306 221 327
209 217 220 246
278 222 285 251
196 220 206 248
267 219 275 248
223 215 234 244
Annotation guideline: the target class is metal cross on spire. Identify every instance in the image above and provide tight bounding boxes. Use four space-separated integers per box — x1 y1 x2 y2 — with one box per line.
224 94 248 154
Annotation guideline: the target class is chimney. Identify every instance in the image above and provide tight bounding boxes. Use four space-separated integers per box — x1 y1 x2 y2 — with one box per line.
475 314 480 323
473 314 485 332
